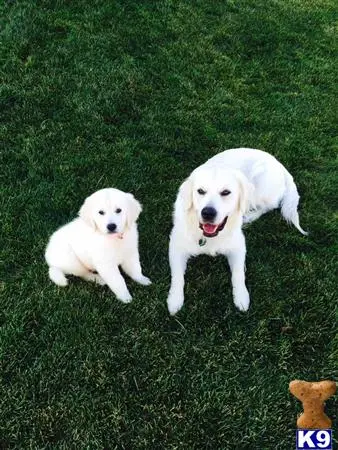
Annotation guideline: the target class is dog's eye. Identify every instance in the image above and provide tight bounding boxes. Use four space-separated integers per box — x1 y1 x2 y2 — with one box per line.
220 190 231 196
116 208 122 214
98 210 105 215
197 188 206 195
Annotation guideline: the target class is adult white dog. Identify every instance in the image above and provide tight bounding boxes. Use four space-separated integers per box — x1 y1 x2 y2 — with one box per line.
45 188 151 303
167 148 307 315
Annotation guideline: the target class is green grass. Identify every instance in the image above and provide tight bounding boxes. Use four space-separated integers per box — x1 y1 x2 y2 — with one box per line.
1 0 337 448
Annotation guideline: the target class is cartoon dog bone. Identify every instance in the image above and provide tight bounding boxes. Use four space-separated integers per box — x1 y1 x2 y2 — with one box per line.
289 380 336 429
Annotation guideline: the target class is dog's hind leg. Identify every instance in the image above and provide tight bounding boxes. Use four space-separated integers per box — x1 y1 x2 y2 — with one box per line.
243 208 267 224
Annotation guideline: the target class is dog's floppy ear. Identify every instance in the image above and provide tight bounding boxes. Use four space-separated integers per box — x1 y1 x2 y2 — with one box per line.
126 193 142 228
79 195 96 229
178 177 193 211
235 171 255 214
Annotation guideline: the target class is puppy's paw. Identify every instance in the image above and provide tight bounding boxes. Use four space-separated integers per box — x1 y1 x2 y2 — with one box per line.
137 275 152 286
55 277 68 287
118 292 133 304
94 275 106 286
233 289 250 312
49 268 68 287
167 292 184 316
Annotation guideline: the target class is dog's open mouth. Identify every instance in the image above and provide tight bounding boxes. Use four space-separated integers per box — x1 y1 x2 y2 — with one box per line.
107 231 124 239
199 216 228 237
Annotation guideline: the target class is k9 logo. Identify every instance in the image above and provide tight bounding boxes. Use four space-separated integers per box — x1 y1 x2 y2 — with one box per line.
296 429 332 450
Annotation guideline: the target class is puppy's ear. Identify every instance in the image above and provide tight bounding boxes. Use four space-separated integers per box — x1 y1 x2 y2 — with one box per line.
79 195 96 229
126 193 142 228
178 177 193 211
235 171 255 214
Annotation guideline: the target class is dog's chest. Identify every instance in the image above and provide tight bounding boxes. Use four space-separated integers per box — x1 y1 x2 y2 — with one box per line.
82 236 130 266
194 235 228 256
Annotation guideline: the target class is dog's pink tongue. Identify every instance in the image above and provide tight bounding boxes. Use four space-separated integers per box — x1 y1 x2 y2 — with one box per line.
203 223 218 234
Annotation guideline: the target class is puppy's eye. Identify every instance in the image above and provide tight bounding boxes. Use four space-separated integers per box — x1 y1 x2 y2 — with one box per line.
98 210 105 215
197 188 206 195
220 190 231 196
116 208 122 214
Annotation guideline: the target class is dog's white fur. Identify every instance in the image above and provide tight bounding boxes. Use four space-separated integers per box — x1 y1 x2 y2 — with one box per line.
167 148 307 315
45 188 151 303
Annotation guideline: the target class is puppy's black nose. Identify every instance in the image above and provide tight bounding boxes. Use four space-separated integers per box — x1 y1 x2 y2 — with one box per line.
107 223 117 232
201 206 217 221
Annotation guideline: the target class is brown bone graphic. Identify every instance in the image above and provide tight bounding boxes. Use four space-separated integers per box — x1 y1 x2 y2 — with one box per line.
289 380 336 429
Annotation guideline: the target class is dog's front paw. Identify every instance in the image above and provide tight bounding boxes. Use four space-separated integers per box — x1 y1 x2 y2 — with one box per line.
167 292 184 316
233 288 250 312
137 275 152 286
117 292 133 304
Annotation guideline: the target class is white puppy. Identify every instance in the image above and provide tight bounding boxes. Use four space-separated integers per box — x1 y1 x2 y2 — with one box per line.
45 188 151 303
167 148 307 315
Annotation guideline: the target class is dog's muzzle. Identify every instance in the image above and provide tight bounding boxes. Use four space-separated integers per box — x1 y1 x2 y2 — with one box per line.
199 216 228 237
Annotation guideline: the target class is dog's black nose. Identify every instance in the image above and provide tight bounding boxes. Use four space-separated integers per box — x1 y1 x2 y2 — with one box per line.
201 206 217 221
107 223 117 232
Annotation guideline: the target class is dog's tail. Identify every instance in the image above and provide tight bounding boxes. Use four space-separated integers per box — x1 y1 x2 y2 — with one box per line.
48 267 68 286
281 170 308 235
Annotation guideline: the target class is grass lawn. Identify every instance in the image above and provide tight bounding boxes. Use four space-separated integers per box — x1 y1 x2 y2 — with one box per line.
1 0 337 448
